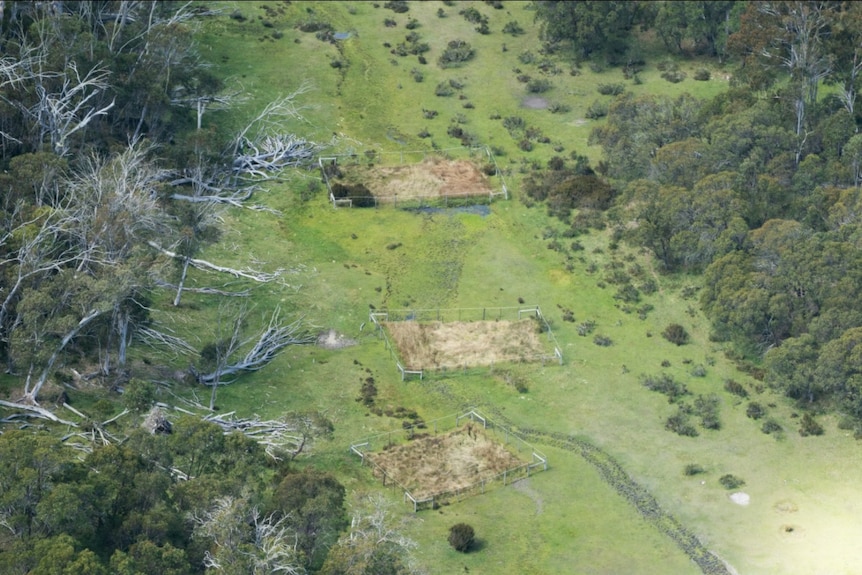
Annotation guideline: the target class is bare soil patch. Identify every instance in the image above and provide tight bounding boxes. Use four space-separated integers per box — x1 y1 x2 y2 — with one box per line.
339 156 494 200
384 319 549 369
522 96 549 109
316 329 357 349
367 423 526 500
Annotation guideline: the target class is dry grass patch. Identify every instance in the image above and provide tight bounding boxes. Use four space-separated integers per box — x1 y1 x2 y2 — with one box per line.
384 319 549 369
339 156 494 200
368 423 526 500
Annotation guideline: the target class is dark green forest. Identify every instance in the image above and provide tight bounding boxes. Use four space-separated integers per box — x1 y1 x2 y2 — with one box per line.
535 0 862 426
3 1 862 573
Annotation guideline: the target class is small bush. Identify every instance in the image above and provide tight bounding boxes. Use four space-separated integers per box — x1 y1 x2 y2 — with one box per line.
422 108 438 119
662 323 689 346
724 379 748 398
548 102 571 114
527 78 552 93
799 413 824 436
761 418 783 435
459 6 484 23
577 320 596 336
666 409 699 437
694 394 720 429
691 364 707 378
719 474 745 489
438 39 475 68
746 402 766 420
410 68 424 82
684 463 705 476
518 50 535 64
503 21 524 35
435 82 455 97
593 334 613 347
661 70 687 83
597 82 625 96
448 523 475 553
641 373 689 403
383 0 409 13
585 100 609 119
694 68 711 81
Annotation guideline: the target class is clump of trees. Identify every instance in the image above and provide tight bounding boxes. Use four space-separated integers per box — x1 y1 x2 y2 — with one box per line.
530 1 862 427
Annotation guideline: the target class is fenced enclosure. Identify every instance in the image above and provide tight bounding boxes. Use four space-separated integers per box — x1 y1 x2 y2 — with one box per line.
319 145 509 209
350 409 548 512
369 305 563 380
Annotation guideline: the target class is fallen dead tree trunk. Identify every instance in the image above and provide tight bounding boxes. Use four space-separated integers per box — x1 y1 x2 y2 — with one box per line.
189 311 315 385
0 399 78 426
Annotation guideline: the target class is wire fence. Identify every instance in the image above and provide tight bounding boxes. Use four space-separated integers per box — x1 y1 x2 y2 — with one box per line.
349 409 548 512
368 305 563 380
319 145 509 209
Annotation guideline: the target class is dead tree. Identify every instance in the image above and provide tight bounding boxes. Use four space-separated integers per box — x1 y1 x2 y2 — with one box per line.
189 308 314 386
205 410 331 460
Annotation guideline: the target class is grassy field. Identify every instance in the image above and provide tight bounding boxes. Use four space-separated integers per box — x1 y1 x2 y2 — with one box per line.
138 2 862 574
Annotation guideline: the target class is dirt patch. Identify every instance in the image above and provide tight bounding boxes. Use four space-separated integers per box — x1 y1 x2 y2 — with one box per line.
729 492 750 506
384 319 550 369
338 156 494 200
367 423 526 500
522 96 549 109
316 329 357 349
774 499 798 513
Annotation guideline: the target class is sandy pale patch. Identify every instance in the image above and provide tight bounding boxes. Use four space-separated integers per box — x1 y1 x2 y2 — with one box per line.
730 492 750 506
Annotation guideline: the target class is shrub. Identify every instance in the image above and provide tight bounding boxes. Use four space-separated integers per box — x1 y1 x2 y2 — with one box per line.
503 21 524 35
448 523 475 553
597 82 625 96
384 0 409 13
577 320 596 336
435 82 455 97
684 463 705 476
585 100 609 119
518 50 535 64
331 182 375 208
459 6 484 23
593 334 613 346
666 408 699 437
502 115 526 133
694 68 711 81
746 402 766 420
694 394 720 429
613 284 640 304
438 39 475 68
761 418 783 435
691 364 707 378
548 102 571 114
298 20 332 33
641 373 690 403
719 474 745 489
724 379 748 398
799 413 824 436
662 323 689 345
527 78 552 93
422 108 438 119
410 68 424 82
661 70 687 83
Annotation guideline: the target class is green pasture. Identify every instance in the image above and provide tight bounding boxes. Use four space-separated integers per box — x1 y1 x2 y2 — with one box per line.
147 2 862 574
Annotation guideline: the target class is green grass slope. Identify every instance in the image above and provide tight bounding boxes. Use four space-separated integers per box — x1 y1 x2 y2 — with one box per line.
164 2 862 574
